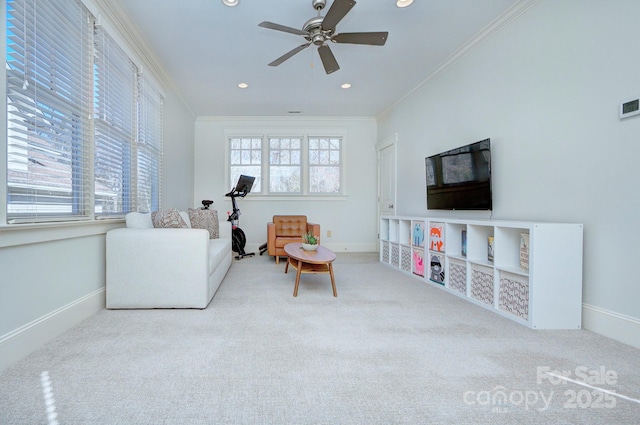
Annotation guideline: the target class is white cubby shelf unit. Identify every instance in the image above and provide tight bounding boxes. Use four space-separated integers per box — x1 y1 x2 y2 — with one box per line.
379 216 583 329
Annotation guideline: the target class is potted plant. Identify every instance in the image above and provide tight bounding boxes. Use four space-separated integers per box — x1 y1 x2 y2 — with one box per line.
301 231 318 251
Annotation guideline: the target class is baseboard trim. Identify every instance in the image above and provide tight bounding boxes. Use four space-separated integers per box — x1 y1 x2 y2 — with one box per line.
582 303 640 349
244 243 378 255
0 288 105 372
323 243 378 253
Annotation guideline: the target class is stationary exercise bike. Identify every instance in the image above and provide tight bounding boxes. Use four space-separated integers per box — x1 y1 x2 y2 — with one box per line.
225 175 256 260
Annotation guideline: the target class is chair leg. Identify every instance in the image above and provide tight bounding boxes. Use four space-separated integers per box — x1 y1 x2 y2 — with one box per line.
275 255 279 264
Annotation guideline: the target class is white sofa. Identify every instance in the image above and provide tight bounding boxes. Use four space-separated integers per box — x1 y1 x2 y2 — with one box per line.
106 211 232 309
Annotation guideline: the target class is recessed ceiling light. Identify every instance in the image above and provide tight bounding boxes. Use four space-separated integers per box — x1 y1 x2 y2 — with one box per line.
341 83 351 89
238 82 248 89
396 0 413 7
222 0 239 6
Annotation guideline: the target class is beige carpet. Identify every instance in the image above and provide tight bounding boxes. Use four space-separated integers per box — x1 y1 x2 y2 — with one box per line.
1 252 639 424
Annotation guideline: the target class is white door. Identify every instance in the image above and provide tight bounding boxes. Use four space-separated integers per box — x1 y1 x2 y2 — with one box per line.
377 136 397 220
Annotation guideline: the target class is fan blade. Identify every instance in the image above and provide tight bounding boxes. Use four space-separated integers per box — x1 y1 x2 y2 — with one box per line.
322 0 356 32
259 21 307 36
318 44 340 74
268 43 311 67
332 31 388 46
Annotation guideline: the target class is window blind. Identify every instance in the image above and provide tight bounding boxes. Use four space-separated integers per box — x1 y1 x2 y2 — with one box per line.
93 24 137 217
136 77 163 213
6 0 93 222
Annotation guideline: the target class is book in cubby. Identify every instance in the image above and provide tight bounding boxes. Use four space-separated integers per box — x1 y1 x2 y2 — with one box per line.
520 232 530 271
429 222 445 252
487 236 494 262
461 230 467 257
428 252 445 285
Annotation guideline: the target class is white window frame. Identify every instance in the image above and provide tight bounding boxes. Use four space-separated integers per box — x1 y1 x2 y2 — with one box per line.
225 129 346 199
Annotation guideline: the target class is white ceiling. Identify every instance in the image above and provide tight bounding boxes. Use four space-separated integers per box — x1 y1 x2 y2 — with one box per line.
113 0 520 117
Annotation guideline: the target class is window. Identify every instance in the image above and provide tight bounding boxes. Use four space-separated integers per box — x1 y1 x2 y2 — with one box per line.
94 25 137 217
5 0 163 223
309 137 341 193
6 0 93 221
269 137 301 193
228 134 343 196
229 137 262 194
136 78 163 213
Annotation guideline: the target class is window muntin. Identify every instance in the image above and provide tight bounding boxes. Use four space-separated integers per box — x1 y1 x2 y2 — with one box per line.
228 134 343 196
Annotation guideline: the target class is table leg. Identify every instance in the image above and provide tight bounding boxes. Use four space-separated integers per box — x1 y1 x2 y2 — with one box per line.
284 257 289 274
293 259 302 297
329 263 337 297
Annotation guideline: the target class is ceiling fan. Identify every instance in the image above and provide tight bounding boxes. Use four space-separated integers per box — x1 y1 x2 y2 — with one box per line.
258 0 388 75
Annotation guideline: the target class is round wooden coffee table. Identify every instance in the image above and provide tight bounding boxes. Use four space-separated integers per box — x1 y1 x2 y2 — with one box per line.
284 243 337 297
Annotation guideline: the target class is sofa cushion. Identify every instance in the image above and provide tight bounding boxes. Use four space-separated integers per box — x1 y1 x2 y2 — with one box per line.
188 208 219 239
208 237 231 275
151 209 188 228
126 212 153 229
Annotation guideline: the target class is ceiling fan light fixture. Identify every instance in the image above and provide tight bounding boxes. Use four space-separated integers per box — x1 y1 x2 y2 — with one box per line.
396 0 413 8
222 0 239 7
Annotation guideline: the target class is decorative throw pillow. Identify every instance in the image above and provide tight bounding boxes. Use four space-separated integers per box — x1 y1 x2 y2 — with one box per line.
151 209 188 229
188 208 219 239
125 212 153 229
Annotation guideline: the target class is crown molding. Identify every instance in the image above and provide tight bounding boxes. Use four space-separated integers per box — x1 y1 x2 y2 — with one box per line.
92 0 195 116
196 116 376 122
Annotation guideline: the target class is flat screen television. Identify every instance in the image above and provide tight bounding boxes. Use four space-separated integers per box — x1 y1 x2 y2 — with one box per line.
425 139 492 210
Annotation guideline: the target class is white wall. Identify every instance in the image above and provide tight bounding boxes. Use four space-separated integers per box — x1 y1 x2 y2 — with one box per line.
0 0 196 370
162 91 196 210
0 0 191 372
377 0 640 346
194 117 378 253
0 92 195 372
